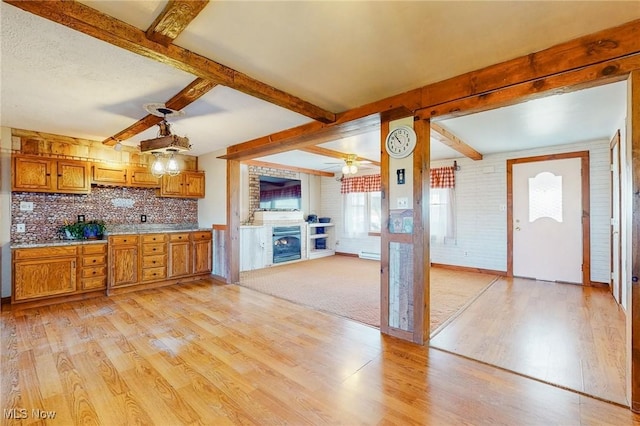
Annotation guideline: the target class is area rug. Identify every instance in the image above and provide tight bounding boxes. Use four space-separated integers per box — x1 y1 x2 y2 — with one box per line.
238 256 498 330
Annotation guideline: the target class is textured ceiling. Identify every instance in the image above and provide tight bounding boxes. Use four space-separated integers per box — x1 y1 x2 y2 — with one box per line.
1 1 638 169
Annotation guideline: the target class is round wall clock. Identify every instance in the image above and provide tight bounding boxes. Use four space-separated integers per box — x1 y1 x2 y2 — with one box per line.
385 125 417 159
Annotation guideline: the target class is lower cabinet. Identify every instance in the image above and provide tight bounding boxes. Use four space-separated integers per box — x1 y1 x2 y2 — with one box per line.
12 243 108 304
109 230 212 292
110 235 139 287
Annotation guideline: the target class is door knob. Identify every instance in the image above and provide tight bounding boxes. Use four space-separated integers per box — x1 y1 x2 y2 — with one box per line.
515 226 521 231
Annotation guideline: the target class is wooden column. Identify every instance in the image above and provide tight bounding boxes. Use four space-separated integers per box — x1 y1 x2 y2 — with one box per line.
226 159 240 284
630 70 640 412
380 117 430 344
414 118 431 344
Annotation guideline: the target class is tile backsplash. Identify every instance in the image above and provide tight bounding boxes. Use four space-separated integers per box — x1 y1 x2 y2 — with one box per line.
11 187 198 244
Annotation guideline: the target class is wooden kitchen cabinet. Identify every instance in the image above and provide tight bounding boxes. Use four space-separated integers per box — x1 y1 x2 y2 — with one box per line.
159 171 205 198
13 155 90 194
192 231 212 274
129 165 160 188
168 233 191 278
80 244 107 290
92 163 128 185
141 234 167 282
12 246 78 302
109 235 139 287
108 230 212 294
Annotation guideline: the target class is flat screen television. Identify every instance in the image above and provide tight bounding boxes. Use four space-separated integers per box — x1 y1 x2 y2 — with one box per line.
259 176 301 210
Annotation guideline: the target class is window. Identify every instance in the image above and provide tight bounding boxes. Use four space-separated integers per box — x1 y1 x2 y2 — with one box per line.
343 191 381 237
430 187 455 243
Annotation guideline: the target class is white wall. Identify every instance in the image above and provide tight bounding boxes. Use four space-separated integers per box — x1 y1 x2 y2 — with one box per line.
317 138 611 281
430 139 611 282
197 149 228 227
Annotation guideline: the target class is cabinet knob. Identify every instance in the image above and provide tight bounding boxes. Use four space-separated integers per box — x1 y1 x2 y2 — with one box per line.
92 271 96 275
92 259 96 263
153 248 156 251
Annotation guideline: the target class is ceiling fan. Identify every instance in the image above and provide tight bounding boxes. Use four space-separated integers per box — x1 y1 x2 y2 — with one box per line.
324 153 374 176
138 103 191 153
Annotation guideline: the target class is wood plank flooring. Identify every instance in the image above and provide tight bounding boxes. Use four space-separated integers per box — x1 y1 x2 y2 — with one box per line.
430 277 628 406
2 279 638 425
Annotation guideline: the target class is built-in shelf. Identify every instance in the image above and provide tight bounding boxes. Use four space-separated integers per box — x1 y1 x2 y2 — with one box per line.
307 222 335 259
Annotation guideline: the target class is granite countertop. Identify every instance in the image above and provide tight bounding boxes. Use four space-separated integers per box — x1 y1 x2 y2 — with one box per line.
12 223 211 249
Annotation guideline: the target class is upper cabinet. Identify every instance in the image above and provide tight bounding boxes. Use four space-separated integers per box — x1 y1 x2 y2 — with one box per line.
92 163 160 188
159 171 205 198
13 155 90 194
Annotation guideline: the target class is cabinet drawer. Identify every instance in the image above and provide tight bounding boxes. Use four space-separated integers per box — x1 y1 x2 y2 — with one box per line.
82 277 106 290
142 243 166 255
141 267 166 282
14 246 77 260
82 244 107 255
81 266 106 279
170 233 190 242
192 231 212 241
142 234 167 244
110 235 138 245
142 254 166 268
82 255 106 267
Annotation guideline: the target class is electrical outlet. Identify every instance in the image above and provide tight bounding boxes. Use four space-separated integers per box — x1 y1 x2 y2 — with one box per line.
464 251 469 257
16 224 25 233
141 214 147 223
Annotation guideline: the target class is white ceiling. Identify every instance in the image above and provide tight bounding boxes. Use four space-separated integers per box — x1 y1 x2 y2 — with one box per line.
1 1 637 172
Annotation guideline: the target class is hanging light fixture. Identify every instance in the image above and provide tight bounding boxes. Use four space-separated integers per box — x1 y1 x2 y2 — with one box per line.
342 155 358 175
165 149 180 176
151 152 166 178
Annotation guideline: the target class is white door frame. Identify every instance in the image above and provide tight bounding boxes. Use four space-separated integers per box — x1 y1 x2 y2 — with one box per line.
507 151 591 286
610 130 623 303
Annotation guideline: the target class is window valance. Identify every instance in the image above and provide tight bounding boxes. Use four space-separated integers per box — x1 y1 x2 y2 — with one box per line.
340 174 381 194
430 166 455 189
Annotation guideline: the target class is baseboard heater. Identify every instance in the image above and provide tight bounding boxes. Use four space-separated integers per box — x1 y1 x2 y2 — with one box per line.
358 250 381 261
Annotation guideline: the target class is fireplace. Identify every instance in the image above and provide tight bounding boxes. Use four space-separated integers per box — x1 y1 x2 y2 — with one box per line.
272 226 301 264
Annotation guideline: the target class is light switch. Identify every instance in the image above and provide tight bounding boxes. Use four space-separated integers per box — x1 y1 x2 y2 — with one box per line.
397 197 409 208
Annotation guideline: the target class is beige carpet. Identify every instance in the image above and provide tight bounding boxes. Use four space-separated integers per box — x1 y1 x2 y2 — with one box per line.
238 256 498 330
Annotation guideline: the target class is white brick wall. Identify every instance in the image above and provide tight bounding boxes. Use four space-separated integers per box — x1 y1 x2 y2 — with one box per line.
319 139 610 282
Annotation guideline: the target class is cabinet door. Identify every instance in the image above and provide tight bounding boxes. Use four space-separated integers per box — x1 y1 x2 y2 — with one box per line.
13 156 54 191
169 240 191 278
111 245 139 287
93 163 128 185
184 172 205 198
57 160 91 193
129 166 160 188
193 239 212 274
13 257 77 301
160 174 184 197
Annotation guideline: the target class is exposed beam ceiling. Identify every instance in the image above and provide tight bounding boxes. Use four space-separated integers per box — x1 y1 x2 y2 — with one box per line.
146 0 209 47
103 77 217 145
300 145 381 167
430 123 482 161
5 0 336 124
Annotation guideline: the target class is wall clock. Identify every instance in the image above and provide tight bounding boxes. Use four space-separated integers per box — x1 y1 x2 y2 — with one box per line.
385 125 417 159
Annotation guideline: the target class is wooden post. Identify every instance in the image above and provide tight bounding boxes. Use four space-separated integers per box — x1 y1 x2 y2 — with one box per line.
413 117 431 344
226 159 240 284
629 70 640 412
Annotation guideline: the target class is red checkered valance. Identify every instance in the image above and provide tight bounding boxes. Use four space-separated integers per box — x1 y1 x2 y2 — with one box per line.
430 166 455 188
340 174 381 194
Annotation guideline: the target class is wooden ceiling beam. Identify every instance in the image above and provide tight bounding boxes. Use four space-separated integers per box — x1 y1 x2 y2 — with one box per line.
223 18 640 160
300 146 381 166
146 0 209 46
430 123 482 161
103 77 217 145
242 160 335 177
6 0 336 124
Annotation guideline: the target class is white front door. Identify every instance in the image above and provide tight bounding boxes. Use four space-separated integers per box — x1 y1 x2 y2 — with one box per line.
513 157 583 283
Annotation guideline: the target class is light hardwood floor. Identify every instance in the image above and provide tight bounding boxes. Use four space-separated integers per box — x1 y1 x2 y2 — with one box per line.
1 279 638 425
430 277 628 407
